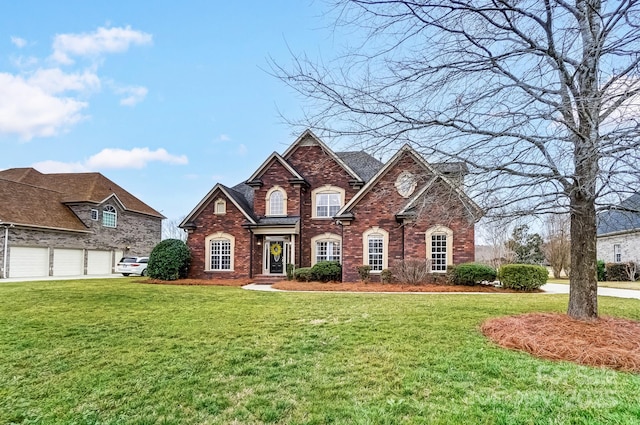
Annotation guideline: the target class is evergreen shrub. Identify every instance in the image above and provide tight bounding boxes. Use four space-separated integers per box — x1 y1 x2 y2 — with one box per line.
311 261 342 282
498 264 548 291
448 263 497 286
147 239 191 281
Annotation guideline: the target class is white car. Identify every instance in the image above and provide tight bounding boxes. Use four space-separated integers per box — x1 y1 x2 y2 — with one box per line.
116 256 149 276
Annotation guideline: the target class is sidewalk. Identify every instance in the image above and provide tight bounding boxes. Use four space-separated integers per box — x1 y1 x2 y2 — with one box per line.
243 282 640 299
543 283 640 300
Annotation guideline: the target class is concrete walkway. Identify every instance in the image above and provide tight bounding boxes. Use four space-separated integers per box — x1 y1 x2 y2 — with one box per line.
243 282 640 299
0 274 125 283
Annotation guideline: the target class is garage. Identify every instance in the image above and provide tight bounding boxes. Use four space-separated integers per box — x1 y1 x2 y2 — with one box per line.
9 247 49 278
53 249 84 276
87 250 113 275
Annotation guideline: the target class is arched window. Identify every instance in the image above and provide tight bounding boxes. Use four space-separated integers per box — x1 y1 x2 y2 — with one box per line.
205 232 235 271
266 186 287 216
312 185 345 218
311 233 342 265
103 205 117 228
425 226 453 272
363 227 389 272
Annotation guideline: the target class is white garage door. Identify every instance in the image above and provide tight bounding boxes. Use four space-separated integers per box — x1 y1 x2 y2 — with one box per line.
9 247 49 278
53 249 84 276
87 250 112 275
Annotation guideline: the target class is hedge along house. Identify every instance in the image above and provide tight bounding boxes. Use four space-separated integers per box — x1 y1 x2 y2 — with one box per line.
180 130 480 282
0 168 163 279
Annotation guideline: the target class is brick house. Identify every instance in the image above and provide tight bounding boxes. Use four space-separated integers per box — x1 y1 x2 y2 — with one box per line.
597 193 640 264
0 168 163 279
180 130 480 282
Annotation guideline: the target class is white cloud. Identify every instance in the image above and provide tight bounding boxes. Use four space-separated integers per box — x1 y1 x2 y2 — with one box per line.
11 36 27 48
0 72 88 140
32 160 88 173
236 143 248 156
28 68 100 94
218 134 231 142
86 147 188 169
32 147 188 173
52 26 152 64
113 85 148 106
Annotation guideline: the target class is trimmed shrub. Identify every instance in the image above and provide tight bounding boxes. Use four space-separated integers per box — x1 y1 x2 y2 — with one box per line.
311 261 342 282
597 260 606 281
605 263 628 281
294 267 313 282
381 269 394 283
448 263 497 286
357 265 371 282
147 239 191 281
392 259 428 285
498 264 548 291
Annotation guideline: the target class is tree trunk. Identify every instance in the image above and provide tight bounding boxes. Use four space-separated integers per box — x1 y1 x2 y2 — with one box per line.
567 194 598 320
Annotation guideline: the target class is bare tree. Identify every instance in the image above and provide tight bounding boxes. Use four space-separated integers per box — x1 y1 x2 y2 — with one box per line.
477 217 515 269
162 217 187 242
274 1 640 320
543 214 571 278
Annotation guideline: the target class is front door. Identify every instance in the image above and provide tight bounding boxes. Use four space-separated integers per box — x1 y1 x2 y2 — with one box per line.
268 241 284 274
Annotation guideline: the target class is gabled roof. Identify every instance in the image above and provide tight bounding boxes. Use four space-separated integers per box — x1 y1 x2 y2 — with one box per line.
597 193 640 236
0 178 90 232
0 168 163 218
0 167 163 232
245 152 306 184
180 183 257 228
335 151 384 183
337 144 481 219
283 129 365 183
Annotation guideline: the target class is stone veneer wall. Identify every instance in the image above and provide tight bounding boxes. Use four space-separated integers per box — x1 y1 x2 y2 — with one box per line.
597 232 640 264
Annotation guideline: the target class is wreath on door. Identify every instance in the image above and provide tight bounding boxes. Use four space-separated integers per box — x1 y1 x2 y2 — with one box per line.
270 243 282 259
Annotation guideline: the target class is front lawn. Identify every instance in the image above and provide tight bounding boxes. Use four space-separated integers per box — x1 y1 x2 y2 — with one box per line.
1 278 639 424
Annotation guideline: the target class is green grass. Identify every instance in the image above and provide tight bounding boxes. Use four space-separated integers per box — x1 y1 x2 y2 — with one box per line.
1 279 640 424
548 277 640 291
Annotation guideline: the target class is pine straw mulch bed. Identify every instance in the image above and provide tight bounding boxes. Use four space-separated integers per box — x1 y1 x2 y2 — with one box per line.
482 313 640 373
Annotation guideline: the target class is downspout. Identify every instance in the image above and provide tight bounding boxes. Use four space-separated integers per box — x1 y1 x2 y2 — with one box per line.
249 229 254 279
2 224 10 279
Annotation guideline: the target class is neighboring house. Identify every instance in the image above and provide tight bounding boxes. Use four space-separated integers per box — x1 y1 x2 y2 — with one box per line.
0 168 164 279
180 130 480 282
597 193 640 264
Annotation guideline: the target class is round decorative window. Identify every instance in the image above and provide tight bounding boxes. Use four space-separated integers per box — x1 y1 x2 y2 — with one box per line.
395 171 417 198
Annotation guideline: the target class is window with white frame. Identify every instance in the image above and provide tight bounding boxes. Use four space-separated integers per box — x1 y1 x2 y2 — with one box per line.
316 240 341 263
425 226 453 273
614 244 621 263
431 234 448 271
270 190 284 215
214 199 226 215
266 187 287 216
91 209 98 220
367 234 384 271
316 193 341 217
102 205 117 228
363 227 388 272
210 239 231 270
312 186 345 219
206 232 235 271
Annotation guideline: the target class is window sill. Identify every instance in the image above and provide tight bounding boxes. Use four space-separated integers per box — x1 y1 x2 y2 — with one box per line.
205 269 234 273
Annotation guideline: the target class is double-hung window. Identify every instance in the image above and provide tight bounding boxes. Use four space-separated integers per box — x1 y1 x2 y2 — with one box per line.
316 193 341 217
367 234 384 271
316 240 341 263
431 234 448 272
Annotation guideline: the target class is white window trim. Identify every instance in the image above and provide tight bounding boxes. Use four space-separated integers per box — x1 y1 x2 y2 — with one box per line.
205 232 235 271
91 209 99 221
214 198 226 215
265 186 287 216
310 233 342 266
103 205 117 228
614 244 621 263
362 227 389 273
311 185 345 219
425 226 453 273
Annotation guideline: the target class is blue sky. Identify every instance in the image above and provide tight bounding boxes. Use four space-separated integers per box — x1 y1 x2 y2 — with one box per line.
0 1 341 222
